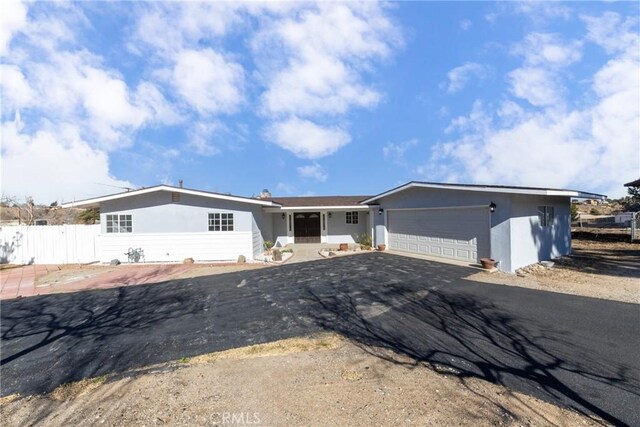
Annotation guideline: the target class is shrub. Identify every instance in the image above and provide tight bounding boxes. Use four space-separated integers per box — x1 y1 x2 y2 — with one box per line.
264 240 274 251
355 233 372 247
571 204 579 221
589 208 601 216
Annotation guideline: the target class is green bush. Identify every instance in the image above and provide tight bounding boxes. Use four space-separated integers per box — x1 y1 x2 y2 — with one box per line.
571 204 579 221
264 240 274 251
355 233 372 247
589 208 601 216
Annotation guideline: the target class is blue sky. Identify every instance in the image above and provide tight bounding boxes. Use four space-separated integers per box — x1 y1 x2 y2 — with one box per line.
1 1 638 203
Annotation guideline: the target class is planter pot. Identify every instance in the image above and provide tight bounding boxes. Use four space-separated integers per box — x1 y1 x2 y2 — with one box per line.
480 258 497 270
377 244 386 251
339 243 348 251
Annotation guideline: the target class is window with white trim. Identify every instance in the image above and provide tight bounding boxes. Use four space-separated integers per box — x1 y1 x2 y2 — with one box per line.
209 213 234 231
537 206 555 227
346 211 359 224
106 214 132 233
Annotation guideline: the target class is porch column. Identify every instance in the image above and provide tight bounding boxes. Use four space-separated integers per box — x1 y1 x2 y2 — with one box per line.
321 211 328 243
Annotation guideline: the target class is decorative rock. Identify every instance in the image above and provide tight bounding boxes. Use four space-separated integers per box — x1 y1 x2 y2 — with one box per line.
110 259 121 266
328 251 337 257
272 249 282 261
183 257 195 264
237 254 246 263
339 243 348 251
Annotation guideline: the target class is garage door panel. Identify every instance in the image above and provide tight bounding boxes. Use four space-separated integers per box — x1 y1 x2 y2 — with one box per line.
388 209 489 263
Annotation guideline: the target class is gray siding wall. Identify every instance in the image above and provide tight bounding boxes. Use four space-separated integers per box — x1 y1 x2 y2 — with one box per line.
509 195 571 270
327 211 368 243
376 187 512 268
100 192 260 234
271 213 288 245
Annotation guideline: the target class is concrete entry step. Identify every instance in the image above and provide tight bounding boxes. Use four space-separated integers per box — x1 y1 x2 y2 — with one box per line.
284 244 337 263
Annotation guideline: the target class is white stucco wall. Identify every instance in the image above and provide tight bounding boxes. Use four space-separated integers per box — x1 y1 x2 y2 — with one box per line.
326 211 368 244
508 195 571 271
98 191 263 262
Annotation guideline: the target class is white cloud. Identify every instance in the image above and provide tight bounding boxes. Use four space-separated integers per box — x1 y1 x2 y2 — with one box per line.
172 49 245 115
446 62 487 93
514 33 582 68
582 12 640 54
297 163 328 182
460 19 472 31
187 122 223 156
265 117 351 159
507 67 562 107
255 2 401 117
0 64 33 110
426 13 640 197
133 82 183 126
132 2 243 57
254 2 402 157
1 115 133 203
514 2 571 20
0 0 27 56
383 138 418 166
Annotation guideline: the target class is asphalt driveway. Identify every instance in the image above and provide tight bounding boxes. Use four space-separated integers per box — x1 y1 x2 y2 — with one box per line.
1 253 639 425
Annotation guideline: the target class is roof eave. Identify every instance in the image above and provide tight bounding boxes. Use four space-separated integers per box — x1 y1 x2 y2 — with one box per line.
362 181 607 203
60 185 281 209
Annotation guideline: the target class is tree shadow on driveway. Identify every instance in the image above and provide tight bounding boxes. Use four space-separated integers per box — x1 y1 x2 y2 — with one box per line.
1 274 308 397
1 253 638 425
296 272 639 426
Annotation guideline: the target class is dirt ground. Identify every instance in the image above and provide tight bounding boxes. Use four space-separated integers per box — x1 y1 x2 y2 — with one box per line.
469 231 640 304
0 334 602 427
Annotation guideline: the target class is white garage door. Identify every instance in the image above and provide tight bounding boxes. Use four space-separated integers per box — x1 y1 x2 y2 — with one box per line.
388 208 490 262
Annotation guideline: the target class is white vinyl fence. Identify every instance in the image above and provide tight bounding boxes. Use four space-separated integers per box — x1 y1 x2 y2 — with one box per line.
0 224 100 265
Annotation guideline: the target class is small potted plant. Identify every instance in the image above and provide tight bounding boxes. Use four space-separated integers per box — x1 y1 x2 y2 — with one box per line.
339 243 348 251
377 244 386 251
480 258 497 270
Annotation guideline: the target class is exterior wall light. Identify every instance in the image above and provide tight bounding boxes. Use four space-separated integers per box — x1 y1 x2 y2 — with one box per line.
489 202 496 213
378 208 384 215
281 213 286 219
328 212 332 218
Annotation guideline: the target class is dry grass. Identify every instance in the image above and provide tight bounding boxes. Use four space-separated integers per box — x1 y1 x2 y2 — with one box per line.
189 333 343 364
48 376 108 401
0 394 21 405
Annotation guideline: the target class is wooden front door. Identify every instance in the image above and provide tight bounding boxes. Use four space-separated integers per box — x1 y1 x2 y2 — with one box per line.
294 212 321 243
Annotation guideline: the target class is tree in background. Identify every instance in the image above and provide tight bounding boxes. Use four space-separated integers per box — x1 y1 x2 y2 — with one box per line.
625 186 640 212
571 203 579 222
77 208 100 224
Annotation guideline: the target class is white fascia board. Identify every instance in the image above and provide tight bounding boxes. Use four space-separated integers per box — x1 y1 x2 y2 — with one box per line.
362 182 606 203
263 205 371 213
61 185 280 208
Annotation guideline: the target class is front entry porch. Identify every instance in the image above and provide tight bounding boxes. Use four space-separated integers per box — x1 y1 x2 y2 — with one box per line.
266 207 372 247
294 212 321 243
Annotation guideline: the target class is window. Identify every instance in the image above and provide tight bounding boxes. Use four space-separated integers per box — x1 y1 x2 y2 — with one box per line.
209 213 234 231
106 214 132 233
346 211 359 224
537 206 555 227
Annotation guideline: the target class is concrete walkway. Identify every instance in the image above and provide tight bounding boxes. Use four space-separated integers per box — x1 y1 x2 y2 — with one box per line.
0 265 60 299
284 244 335 263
